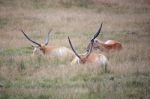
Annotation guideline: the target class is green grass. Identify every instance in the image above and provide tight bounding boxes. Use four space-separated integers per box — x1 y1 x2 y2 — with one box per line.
0 72 149 99
0 18 9 29
0 47 32 56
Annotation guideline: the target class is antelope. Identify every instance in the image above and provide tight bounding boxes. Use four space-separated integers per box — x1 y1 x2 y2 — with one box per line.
21 30 74 60
30 30 52 56
68 24 108 67
86 24 123 52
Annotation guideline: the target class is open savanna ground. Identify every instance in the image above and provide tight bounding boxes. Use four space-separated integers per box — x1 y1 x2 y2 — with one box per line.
0 0 150 99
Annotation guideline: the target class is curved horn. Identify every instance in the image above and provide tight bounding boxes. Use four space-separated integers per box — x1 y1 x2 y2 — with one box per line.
21 30 41 47
85 41 93 58
68 36 81 59
91 23 103 42
86 23 103 52
45 29 52 45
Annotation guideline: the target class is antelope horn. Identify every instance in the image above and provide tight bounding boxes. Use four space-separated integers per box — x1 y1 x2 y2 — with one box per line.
21 30 41 47
45 29 52 45
91 23 103 42
68 36 81 59
85 41 94 58
86 23 103 52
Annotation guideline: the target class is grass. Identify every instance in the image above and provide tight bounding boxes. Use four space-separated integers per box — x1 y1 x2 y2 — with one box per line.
0 73 149 99
0 0 150 99
0 46 32 56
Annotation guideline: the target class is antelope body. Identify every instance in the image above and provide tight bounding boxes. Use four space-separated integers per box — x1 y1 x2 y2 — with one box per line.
71 52 108 66
86 24 123 52
21 30 74 59
90 39 123 52
37 44 73 57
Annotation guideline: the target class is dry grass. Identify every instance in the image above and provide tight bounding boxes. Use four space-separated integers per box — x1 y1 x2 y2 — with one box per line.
0 0 150 99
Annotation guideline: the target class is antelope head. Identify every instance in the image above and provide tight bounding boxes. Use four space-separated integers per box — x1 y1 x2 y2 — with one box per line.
86 23 103 52
21 29 52 55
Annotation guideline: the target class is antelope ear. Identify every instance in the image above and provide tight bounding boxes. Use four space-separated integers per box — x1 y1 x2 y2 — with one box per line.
45 29 52 45
31 44 39 48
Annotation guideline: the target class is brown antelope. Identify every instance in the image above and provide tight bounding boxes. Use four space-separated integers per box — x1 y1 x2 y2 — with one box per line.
30 30 52 56
68 24 108 67
21 30 74 59
86 24 123 52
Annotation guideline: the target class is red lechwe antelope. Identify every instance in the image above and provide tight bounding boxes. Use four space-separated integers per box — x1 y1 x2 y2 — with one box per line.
68 24 108 67
86 24 123 52
21 30 74 60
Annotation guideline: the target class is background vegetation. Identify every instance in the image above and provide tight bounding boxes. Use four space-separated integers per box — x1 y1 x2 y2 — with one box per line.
0 0 150 99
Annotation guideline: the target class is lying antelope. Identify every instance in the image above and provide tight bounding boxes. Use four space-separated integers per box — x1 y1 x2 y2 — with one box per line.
21 30 74 59
30 30 52 56
86 24 123 52
68 24 108 67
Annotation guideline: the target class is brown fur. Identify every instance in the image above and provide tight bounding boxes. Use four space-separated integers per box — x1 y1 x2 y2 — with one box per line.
79 53 99 63
39 44 57 54
87 39 123 52
71 52 108 66
99 40 123 51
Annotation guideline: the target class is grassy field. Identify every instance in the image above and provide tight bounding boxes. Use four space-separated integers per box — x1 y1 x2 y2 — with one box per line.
0 0 150 99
